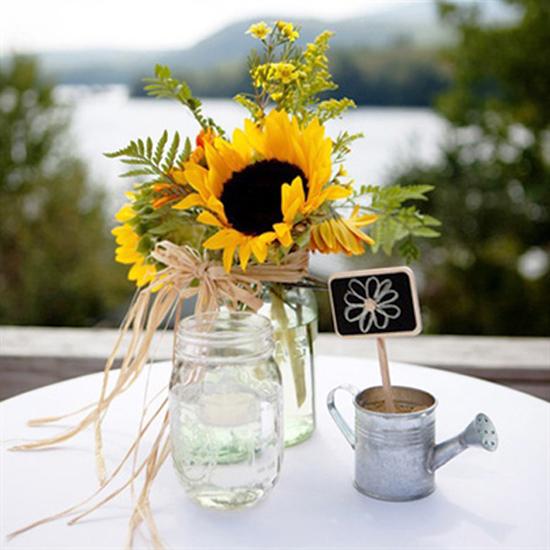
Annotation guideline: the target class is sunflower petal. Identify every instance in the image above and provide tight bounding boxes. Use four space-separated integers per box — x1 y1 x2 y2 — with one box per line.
354 213 378 227
183 164 210 198
204 142 232 184
232 129 253 163
239 240 252 271
136 264 156 287
281 176 306 223
330 218 357 255
196 211 224 227
310 225 330 253
273 223 293 247
112 225 138 245
173 193 205 210
170 169 187 185
250 237 269 263
344 220 375 245
115 204 134 223
223 243 237 273
128 260 145 281
259 231 277 244
203 229 241 250
243 119 266 156
324 185 352 200
206 196 229 225
319 220 336 249
116 249 142 264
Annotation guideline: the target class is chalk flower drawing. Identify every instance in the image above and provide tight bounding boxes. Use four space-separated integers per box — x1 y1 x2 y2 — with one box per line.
343 277 401 333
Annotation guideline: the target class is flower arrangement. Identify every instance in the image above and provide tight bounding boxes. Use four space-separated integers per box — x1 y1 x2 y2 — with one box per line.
10 21 439 548
109 21 438 289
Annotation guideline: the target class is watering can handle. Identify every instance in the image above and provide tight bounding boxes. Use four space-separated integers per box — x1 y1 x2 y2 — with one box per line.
327 384 359 450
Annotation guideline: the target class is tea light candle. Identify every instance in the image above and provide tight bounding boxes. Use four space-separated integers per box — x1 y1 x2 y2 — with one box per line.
199 392 259 427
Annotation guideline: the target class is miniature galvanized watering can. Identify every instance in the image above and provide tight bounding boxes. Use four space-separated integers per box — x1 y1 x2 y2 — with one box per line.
327 385 498 501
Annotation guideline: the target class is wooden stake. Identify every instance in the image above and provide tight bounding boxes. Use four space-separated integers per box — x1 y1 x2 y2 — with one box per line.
376 337 396 413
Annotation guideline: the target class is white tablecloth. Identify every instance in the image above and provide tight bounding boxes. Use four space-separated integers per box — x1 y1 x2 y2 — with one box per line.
1 355 549 549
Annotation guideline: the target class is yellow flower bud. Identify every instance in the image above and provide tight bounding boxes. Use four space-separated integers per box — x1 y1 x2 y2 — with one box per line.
337 165 348 177
276 21 299 42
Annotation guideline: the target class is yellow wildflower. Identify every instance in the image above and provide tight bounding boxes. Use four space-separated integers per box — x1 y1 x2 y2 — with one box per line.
271 62 298 84
247 22 271 40
276 21 299 42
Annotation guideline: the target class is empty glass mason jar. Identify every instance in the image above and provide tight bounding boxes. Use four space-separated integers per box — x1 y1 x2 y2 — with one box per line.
169 311 283 510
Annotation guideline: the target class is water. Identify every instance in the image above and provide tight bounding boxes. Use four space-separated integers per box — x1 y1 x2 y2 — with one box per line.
260 286 318 447
58 85 447 214
169 379 283 509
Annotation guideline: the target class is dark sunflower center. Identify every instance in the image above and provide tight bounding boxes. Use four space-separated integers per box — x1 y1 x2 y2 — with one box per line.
220 159 307 235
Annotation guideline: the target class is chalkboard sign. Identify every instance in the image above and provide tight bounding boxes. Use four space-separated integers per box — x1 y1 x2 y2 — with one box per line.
328 267 422 338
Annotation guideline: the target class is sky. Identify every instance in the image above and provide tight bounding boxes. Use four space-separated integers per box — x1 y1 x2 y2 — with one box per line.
1 0 437 53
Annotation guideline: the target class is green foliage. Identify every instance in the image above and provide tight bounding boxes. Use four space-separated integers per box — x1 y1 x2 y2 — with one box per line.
331 131 364 164
128 184 206 260
143 65 224 135
352 185 440 262
436 0 550 133
390 0 550 335
331 46 451 107
105 130 188 184
0 56 129 325
106 129 206 260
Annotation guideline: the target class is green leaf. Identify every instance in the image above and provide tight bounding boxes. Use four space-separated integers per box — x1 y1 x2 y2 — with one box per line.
398 238 420 263
137 139 145 157
422 214 442 226
412 226 440 238
178 137 192 166
154 130 168 165
119 169 155 178
120 158 152 165
162 132 180 171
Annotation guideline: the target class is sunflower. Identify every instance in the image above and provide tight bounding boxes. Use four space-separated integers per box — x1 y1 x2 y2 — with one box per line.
310 206 377 255
173 109 351 271
112 203 156 287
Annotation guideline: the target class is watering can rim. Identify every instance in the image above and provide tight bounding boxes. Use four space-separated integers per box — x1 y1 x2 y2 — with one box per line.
353 385 438 419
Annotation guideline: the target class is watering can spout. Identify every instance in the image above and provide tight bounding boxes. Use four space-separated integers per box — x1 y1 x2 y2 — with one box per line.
429 413 498 473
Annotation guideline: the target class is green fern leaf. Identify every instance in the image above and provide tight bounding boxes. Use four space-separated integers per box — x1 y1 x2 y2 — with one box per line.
154 131 168 165
163 132 180 171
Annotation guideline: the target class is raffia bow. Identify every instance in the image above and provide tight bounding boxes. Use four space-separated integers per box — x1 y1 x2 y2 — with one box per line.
150 240 309 313
9 240 310 547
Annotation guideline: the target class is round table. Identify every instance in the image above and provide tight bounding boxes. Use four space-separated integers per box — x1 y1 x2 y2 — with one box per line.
1 356 549 549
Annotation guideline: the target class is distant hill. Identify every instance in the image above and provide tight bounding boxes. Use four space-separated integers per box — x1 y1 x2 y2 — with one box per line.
31 2 516 86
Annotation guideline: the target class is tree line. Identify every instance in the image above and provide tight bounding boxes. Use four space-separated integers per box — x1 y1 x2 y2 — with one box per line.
132 46 451 107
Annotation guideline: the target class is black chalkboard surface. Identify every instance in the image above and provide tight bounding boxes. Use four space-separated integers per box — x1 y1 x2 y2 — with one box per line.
328 267 422 338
